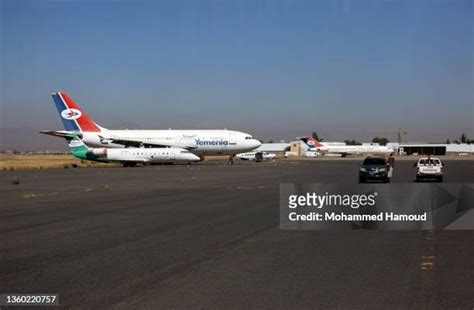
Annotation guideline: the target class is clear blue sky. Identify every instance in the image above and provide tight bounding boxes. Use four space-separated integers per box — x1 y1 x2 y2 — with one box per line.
1 0 473 148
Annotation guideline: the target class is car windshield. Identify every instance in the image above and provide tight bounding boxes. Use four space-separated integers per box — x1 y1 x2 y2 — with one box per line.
363 158 386 165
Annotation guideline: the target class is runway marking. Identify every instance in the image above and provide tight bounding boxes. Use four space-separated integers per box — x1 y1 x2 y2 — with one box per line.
23 192 59 199
420 258 435 270
23 192 37 198
226 186 267 190
420 231 436 271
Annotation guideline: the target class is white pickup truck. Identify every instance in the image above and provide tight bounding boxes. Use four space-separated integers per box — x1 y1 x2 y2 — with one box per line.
415 157 443 182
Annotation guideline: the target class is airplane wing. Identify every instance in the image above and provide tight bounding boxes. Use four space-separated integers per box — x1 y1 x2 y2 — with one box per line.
106 138 197 149
40 130 196 149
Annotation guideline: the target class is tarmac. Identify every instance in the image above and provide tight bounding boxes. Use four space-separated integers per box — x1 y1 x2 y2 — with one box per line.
1 158 473 309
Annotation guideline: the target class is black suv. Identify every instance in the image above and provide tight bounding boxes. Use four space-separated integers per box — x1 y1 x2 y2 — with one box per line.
359 156 391 183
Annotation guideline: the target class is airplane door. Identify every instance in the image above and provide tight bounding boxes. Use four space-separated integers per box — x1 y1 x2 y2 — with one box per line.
229 133 237 151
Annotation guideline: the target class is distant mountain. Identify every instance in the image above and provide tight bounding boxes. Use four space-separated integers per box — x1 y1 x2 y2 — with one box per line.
0 127 67 152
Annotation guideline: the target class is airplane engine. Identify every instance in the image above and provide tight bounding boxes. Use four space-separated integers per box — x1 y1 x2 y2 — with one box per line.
90 148 107 158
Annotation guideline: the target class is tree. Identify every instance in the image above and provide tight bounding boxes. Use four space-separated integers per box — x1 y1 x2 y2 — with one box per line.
268 140 274 143
446 139 450 144
344 139 362 145
312 132 323 142
371 136 389 146
459 133 470 144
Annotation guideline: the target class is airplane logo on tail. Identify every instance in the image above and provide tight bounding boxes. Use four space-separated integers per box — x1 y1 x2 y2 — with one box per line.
51 92 102 132
61 108 82 120
301 136 325 148
306 139 316 146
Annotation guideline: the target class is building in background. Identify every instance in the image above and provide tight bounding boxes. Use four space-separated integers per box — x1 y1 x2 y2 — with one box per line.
387 143 473 156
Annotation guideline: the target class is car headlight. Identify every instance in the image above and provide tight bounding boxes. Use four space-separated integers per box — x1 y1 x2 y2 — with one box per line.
360 168 367 172
378 168 386 172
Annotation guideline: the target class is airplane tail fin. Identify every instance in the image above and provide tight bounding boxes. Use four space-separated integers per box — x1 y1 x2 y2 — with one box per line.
65 134 106 160
51 92 105 132
300 136 325 148
65 134 91 159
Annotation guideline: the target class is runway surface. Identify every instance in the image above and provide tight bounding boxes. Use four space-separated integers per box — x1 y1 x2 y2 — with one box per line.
1 159 474 309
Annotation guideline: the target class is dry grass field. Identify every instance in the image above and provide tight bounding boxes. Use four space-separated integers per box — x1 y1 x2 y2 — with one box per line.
0 154 232 170
0 154 117 170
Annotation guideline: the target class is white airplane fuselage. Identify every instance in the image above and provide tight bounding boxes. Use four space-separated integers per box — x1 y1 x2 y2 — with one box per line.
311 144 393 155
82 129 261 156
92 147 200 163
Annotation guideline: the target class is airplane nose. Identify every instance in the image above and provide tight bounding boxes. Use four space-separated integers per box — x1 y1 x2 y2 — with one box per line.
252 139 262 149
189 154 201 162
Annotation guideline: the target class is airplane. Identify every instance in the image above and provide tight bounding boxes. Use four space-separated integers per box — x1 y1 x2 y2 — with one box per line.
236 151 276 162
65 134 200 166
41 92 261 164
300 136 394 157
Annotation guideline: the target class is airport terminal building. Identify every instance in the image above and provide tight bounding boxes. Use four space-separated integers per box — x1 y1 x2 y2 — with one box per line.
387 143 474 156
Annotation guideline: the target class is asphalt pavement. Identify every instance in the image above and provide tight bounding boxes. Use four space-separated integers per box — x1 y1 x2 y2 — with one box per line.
1 159 473 309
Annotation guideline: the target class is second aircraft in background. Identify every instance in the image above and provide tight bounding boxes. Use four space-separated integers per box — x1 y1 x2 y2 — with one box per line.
65 134 200 167
301 136 394 157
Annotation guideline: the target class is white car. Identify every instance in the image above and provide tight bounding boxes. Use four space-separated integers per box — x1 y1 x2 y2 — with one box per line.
236 151 276 162
415 157 443 182
304 151 321 158
284 151 299 158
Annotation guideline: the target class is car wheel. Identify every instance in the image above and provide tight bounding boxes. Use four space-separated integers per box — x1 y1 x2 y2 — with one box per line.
438 176 443 182
385 178 390 183
359 177 366 183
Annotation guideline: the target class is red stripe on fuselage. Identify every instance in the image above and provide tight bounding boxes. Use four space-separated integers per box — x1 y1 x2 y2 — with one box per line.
59 92 100 132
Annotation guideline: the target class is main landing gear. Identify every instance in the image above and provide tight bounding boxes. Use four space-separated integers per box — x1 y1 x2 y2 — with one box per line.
228 155 235 165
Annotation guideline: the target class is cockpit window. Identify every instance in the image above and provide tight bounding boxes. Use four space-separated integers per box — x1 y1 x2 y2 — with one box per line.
180 150 190 154
245 136 253 140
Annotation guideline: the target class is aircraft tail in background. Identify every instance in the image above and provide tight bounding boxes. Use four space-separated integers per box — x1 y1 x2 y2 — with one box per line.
51 92 105 132
300 136 325 149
